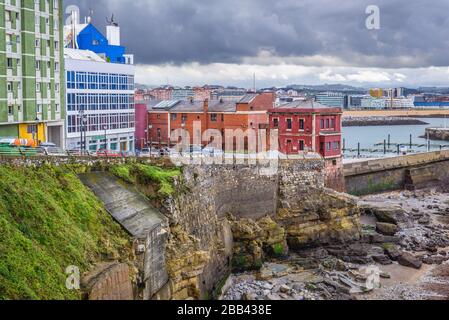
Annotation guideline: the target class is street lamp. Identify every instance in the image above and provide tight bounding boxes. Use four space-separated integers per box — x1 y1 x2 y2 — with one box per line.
103 124 108 150
34 116 40 147
148 124 153 149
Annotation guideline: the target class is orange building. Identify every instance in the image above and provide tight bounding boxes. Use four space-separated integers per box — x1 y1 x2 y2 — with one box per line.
141 93 275 149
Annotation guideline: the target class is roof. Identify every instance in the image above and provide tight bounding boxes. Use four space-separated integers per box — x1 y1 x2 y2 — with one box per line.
270 100 342 113
64 48 105 62
239 94 258 104
144 94 266 113
209 100 237 112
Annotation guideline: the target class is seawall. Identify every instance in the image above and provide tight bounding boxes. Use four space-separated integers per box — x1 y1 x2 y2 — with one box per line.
344 150 449 195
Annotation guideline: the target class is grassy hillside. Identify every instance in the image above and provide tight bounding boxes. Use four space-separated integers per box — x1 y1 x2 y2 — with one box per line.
0 165 132 300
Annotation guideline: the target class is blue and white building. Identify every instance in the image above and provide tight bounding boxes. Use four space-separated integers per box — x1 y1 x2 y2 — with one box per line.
315 92 347 108
64 17 135 152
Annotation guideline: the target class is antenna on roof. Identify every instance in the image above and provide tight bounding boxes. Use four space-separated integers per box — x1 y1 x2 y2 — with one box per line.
106 14 119 27
87 9 93 23
253 73 256 93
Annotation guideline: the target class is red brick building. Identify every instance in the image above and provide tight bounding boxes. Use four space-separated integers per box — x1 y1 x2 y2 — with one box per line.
268 100 342 158
268 100 345 191
193 86 213 102
138 93 275 148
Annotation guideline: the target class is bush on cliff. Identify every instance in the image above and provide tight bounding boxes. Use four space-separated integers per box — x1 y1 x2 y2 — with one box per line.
0 165 132 300
110 164 181 197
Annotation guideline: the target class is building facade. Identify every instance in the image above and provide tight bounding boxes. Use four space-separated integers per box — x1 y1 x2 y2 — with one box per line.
0 0 65 146
315 92 347 108
172 87 194 101
268 100 345 191
138 93 275 149
64 19 135 152
268 101 342 159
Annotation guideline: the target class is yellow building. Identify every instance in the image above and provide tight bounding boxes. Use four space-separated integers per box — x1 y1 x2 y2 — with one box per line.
370 88 383 98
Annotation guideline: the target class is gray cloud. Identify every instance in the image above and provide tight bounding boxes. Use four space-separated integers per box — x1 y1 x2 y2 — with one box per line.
64 0 449 69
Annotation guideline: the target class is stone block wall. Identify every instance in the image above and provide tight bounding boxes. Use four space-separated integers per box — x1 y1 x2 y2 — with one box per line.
344 151 449 195
81 262 134 300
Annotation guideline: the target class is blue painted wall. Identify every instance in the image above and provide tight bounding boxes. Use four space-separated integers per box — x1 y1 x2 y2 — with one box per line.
77 24 126 64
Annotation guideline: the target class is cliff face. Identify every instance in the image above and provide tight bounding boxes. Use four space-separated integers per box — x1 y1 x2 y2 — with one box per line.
106 159 360 300
160 159 361 298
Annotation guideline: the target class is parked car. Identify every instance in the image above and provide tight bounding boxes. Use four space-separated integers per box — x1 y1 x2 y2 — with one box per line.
202 147 224 157
140 148 161 158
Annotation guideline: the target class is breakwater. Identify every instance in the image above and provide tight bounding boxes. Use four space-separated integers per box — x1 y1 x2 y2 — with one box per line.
343 117 428 127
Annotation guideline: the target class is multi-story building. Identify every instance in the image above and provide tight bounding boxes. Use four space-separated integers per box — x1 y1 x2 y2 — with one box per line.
148 87 173 101
315 92 347 108
193 86 212 102
172 87 194 101
268 100 344 191
268 100 342 159
137 93 275 148
361 97 388 109
64 19 135 152
0 0 65 147
347 95 366 109
211 88 248 101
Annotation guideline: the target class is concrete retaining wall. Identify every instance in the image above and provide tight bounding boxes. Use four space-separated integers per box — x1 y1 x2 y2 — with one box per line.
344 150 449 195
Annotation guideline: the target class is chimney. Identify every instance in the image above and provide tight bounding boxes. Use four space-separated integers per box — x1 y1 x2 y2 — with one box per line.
203 99 209 113
106 25 120 46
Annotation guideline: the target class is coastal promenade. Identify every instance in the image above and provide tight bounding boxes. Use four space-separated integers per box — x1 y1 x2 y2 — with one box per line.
344 109 449 118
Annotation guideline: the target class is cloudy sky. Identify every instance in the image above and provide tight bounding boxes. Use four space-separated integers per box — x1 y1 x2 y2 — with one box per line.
65 0 449 88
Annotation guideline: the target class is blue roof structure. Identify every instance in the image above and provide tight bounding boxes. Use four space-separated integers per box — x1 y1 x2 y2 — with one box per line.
76 24 126 64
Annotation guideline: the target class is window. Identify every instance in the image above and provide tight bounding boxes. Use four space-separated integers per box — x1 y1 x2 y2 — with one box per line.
35 39 40 48
299 119 305 130
171 113 177 121
182 114 188 123
330 118 335 129
327 142 332 151
211 114 217 122
273 118 279 128
299 140 305 151
333 141 340 150
7 82 13 92
36 83 40 92
36 60 41 71
326 119 330 128
320 119 325 129
36 104 42 113
7 58 13 69
27 124 38 134
8 105 13 116
286 118 292 130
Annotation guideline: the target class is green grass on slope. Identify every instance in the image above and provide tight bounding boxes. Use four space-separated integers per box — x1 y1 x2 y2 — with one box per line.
110 164 181 197
0 165 132 300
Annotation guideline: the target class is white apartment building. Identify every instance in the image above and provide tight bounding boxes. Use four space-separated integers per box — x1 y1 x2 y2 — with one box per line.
64 48 135 152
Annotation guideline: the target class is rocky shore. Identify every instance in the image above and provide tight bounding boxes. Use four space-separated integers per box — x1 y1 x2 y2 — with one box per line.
343 117 429 127
223 187 449 301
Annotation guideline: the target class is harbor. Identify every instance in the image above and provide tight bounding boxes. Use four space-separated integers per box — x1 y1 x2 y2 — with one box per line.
343 117 449 159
